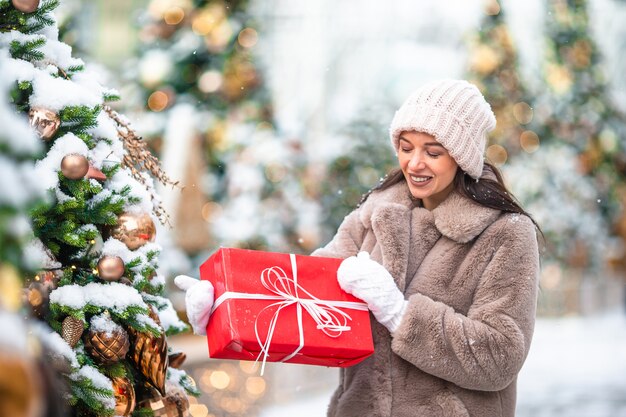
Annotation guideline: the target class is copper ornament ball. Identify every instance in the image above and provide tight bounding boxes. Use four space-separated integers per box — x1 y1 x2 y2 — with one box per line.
97 256 125 281
61 154 90 180
12 0 39 14
110 212 156 250
83 327 130 364
28 106 60 140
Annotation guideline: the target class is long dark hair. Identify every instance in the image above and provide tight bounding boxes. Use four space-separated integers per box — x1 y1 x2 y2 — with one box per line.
359 161 543 235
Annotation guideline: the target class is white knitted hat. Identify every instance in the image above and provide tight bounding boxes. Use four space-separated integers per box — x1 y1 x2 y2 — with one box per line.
389 79 496 179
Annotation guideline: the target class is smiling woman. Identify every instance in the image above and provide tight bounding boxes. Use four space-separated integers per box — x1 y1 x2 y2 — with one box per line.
310 78 543 417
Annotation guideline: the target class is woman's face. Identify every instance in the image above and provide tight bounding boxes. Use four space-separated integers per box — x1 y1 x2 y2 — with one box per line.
397 131 458 210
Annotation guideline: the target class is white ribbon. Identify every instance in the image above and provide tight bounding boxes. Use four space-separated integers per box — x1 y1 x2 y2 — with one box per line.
209 254 368 374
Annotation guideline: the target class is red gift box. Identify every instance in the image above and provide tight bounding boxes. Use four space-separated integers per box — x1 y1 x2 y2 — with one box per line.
199 247 374 370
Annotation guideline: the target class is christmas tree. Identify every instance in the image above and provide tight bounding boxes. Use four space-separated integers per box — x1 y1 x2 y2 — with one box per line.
1 1 199 416
465 0 535 164
319 107 397 238
130 0 311 255
533 0 626 228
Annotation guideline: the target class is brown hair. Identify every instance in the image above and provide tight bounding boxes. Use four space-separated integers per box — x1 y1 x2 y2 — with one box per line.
359 162 542 234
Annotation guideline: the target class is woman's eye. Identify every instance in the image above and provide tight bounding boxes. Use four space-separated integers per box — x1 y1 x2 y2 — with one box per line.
427 152 440 158
401 147 412 153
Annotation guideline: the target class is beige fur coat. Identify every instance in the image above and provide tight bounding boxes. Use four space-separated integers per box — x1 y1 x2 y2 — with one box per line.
313 181 540 417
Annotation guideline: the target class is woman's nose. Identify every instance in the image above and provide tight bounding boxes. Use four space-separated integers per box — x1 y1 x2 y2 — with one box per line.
408 154 426 170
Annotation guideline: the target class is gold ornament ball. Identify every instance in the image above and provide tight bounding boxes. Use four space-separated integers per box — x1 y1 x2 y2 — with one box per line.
61 154 90 180
12 0 39 13
112 377 136 417
97 256 125 281
110 212 156 250
28 106 60 139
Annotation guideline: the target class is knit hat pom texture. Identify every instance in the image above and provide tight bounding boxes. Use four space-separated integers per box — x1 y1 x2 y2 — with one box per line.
389 79 496 179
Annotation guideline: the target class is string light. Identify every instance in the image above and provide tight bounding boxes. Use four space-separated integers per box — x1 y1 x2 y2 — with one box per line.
164 6 185 25
147 91 169 112
520 131 540 153
512 102 533 124
486 144 508 166
237 28 258 48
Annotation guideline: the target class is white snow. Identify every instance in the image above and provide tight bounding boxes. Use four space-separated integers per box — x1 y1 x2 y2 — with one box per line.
49 282 147 313
70 365 115 409
23 238 61 270
89 313 124 336
32 322 80 369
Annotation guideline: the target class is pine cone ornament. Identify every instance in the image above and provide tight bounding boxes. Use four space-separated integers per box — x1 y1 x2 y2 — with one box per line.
83 316 130 364
61 316 83 347
128 307 168 395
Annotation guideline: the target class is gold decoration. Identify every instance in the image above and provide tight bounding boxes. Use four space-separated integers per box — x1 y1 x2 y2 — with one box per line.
129 307 168 395
84 325 130 364
0 263 22 312
28 106 59 140
97 256 125 281
109 212 156 250
86 165 107 181
24 270 61 318
112 377 136 417
137 387 186 417
469 45 500 75
103 105 180 226
168 351 186 369
0 352 44 417
11 0 39 14
61 154 89 180
61 316 83 347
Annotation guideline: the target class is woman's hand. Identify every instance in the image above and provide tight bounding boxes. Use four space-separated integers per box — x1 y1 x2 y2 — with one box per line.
337 252 407 333
174 275 214 335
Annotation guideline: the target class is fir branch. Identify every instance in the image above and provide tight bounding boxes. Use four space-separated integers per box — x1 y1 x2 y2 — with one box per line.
70 376 115 417
58 105 100 137
132 406 155 417
10 37 45 61
103 105 180 226
23 0 58 34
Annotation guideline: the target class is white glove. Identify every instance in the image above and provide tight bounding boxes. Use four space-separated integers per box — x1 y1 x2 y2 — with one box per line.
174 275 214 335
337 252 407 333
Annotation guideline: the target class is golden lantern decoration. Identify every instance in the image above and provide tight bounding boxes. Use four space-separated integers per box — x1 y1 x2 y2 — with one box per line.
109 212 156 250
83 325 130 365
112 377 136 417
60 154 90 180
28 106 60 140
61 316 84 347
97 256 125 282
128 307 168 395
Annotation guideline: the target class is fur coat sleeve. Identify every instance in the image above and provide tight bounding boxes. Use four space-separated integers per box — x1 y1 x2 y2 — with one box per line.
391 214 539 392
311 208 366 258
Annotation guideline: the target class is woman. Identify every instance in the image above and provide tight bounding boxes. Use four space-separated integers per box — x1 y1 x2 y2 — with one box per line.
177 79 541 417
